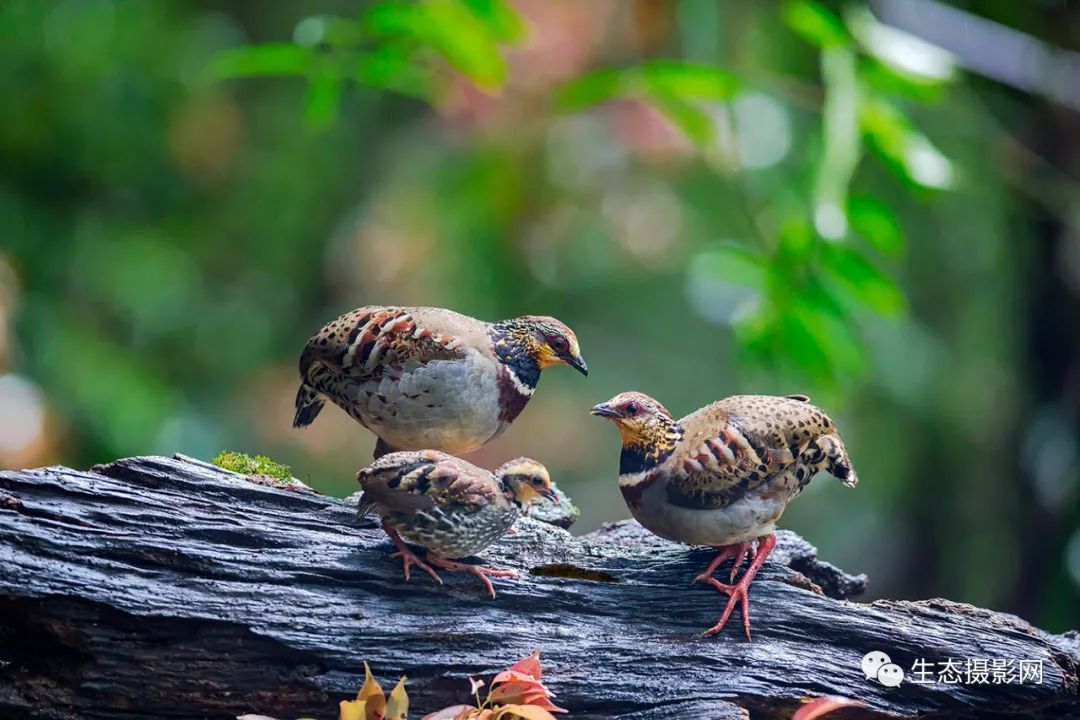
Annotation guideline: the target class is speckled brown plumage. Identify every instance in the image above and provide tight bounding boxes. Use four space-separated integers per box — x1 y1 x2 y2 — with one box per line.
591 391 858 638
294 306 587 458
357 450 556 597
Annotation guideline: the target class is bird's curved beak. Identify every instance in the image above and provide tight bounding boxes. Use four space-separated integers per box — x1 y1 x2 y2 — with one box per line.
589 402 619 418
540 487 559 503
564 353 588 376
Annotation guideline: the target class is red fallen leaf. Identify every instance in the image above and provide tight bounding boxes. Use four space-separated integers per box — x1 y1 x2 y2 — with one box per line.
516 692 567 714
488 679 556 705
489 680 540 704
492 704 560 720
491 671 554 693
791 696 867 720
507 651 542 681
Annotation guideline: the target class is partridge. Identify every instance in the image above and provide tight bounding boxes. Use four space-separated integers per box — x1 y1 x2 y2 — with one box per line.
357 450 557 598
294 306 587 457
590 391 858 638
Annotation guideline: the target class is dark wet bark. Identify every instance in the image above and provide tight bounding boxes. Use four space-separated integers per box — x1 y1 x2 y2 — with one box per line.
0 455 1077 719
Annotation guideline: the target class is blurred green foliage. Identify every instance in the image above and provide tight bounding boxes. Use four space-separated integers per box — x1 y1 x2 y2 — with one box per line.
215 0 926 389
1 0 1077 634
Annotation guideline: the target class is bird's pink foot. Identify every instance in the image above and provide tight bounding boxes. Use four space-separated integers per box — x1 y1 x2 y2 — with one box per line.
693 541 753 585
425 555 518 599
701 534 777 640
383 523 442 586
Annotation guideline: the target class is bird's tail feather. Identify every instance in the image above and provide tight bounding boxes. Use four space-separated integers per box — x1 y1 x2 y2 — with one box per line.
293 383 325 428
819 434 858 488
355 493 375 521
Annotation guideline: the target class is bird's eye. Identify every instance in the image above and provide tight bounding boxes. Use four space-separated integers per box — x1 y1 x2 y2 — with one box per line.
531 476 544 486
626 402 640 415
548 335 569 353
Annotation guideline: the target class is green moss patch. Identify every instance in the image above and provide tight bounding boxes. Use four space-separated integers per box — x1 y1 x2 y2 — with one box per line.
212 451 293 481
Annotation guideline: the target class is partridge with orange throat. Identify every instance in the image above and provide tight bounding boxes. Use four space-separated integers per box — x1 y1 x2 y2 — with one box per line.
357 450 556 598
590 391 858 639
295 306 587 458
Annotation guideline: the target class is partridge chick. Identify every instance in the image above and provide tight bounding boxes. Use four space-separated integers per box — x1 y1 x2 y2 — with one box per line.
295 306 587 458
591 391 858 638
357 450 557 598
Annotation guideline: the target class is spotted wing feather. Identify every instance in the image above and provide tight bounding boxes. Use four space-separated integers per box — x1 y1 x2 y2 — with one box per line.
357 450 500 518
302 307 463 381
295 307 467 429
666 394 841 509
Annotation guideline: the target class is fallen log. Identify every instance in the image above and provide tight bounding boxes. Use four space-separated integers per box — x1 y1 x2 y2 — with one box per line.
0 454 1076 719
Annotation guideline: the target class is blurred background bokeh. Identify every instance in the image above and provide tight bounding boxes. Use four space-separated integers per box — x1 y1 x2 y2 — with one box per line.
1 0 1078 632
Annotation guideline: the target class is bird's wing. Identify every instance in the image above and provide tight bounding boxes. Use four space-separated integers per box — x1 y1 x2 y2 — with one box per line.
666 395 841 509
300 306 466 384
357 450 500 515
665 402 800 510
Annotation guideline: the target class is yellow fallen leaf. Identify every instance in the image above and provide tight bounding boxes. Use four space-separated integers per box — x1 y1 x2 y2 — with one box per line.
386 675 409 720
358 662 387 720
359 662 385 702
340 699 367 720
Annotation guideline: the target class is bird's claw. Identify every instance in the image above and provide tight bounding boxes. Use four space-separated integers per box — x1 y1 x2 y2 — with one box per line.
390 548 443 586
692 542 753 585
702 578 752 640
426 555 517 599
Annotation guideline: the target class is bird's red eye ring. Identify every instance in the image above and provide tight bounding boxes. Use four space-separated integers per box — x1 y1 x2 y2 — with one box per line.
625 402 640 415
548 335 569 353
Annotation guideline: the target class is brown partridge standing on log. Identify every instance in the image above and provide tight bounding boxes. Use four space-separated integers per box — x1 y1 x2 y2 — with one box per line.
357 450 557 598
294 306 587 458
590 391 858 639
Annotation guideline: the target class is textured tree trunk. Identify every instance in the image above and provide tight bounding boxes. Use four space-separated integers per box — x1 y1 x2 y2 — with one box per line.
0 455 1077 719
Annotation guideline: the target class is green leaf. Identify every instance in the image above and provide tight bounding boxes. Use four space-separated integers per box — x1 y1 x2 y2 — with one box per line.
555 60 736 112
208 43 314 80
638 60 738 101
696 243 769 289
424 0 507 88
783 0 850 48
774 215 815 269
353 49 433 99
304 71 343 130
845 6 955 85
461 0 526 42
859 59 947 103
860 97 954 189
293 15 364 50
848 195 904 255
649 91 714 147
814 45 860 240
362 2 426 37
821 244 905 315
555 67 627 110
790 293 866 379
363 0 507 89
780 308 836 381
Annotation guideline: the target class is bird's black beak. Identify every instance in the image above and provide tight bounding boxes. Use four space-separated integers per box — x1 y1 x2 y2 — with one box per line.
564 354 588 376
589 402 619 418
540 487 559 503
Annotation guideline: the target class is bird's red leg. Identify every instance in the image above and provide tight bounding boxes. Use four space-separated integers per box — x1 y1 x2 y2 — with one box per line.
424 555 518 599
383 522 442 586
693 541 753 585
702 533 777 640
